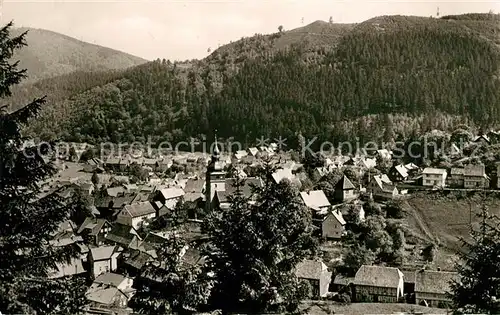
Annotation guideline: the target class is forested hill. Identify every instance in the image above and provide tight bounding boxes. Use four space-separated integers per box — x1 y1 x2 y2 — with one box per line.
10 27 147 83
20 14 500 146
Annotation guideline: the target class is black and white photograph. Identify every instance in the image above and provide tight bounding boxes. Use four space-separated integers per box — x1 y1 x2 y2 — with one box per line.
0 0 499 314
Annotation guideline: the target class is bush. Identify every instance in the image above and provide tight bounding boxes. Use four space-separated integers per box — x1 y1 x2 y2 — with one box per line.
386 200 404 219
422 243 436 262
365 200 383 216
337 292 351 304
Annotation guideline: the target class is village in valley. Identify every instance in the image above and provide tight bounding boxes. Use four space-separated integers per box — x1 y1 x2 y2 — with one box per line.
41 127 500 314
3 5 500 314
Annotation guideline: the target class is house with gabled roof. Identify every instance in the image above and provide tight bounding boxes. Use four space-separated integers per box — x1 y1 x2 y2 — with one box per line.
300 190 331 213
473 134 490 145
247 147 259 157
122 250 156 277
116 201 156 230
422 168 447 188
86 272 135 308
48 257 86 279
151 187 186 217
106 186 126 198
183 178 205 204
313 167 330 180
463 164 489 189
77 217 113 246
105 223 142 248
389 164 409 182
368 174 399 200
354 265 404 303
318 208 346 239
88 245 120 278
334 175 357 202
271 167 299 185
295 259 332 298
415 270 458 308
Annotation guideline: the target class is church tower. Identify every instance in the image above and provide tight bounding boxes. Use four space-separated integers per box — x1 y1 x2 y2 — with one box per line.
205 132 226 212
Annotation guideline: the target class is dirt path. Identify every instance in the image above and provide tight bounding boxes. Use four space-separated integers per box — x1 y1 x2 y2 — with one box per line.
403 199 439 245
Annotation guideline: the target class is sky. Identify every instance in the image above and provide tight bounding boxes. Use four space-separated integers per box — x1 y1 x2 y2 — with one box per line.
1 0 499 61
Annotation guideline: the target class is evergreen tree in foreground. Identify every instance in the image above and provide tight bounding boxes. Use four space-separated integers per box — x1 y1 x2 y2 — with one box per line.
129 235 214 314
0 22 87 314
202 166 318 313
451 204 500 314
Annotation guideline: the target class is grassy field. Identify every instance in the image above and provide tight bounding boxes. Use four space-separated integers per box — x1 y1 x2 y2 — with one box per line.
301 301 448 315
401 190 500 270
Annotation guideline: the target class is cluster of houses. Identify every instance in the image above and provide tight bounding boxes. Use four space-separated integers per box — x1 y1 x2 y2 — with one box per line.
44 135 497 313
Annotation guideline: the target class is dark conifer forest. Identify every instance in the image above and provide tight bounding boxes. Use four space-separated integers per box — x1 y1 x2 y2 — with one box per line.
4 13 500 147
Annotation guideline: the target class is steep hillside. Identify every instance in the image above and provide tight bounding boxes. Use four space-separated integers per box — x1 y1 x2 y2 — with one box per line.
10 27 147 83
20 14 500 146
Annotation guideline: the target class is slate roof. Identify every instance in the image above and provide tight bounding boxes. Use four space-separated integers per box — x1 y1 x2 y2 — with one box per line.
450 168 465 175
105 224 140 247
362 158 377 169
354 265 403 288
300 190 331 211
106 187 125 197
415 270 459 294
271 168 295 184
248 147 259 156
184 192 204 202
184 179 205 193
180 247 205 267
296 259 329 280
90 246 116 261
122 201 156 218
94 272 126 287
329 210 346 225
124 250 154 270
159 187 185 200
335 175 355 190
394 165 409 178
215 190 230 205
77 217 108 235
49 257 86 279
86 287 122 305
473 135 490 143
422 168 447 175
404 163 419 171
464 164 486 177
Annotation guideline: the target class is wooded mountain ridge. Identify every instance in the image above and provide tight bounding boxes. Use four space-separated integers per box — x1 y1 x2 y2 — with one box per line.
6 13 500 147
